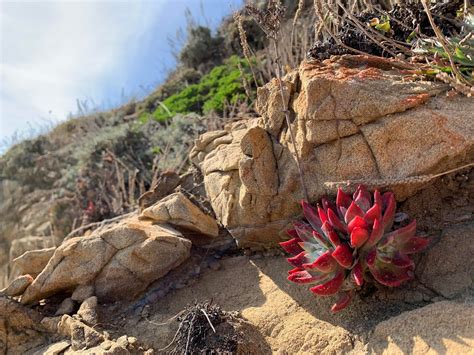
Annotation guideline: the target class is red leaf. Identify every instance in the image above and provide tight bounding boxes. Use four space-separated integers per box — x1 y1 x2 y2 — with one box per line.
379 220 417 251
287 251 308 268
293 222 314 243
350 227 369 249
364 203 381 226
351 261 364 286
321 197 337 214
322 221 340 247
327 208 348 233
345 201 364 224
332 243 353 269
313 230 331 249
301 200 322 230
378 252 414 268
287 229 299 238
288 267 303 275
279 238 304 255
374 189 382 206
318 206 329 225
364 218 384 250
331 291 353 313
354 185 371 212
400 236 430 254
310 271 345 296
336 188 352 214
348 215 368 233
288 270 327 284
303 250 337 273
368 262 414 287
382 192 396 232
366 249 377 266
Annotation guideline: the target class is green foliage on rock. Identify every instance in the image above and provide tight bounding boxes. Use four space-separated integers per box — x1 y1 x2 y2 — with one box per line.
148 56 254 123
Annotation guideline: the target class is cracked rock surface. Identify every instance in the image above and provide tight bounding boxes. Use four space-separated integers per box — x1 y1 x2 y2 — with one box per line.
140 191 219 238
191 55 474 249
20 217 191 304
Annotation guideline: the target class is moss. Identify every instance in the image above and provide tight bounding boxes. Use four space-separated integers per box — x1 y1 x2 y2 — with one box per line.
147 56 255 123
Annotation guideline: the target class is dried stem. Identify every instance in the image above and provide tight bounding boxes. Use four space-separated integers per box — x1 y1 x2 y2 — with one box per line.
325 162 474 189
272 40 309 202
421 0 470 86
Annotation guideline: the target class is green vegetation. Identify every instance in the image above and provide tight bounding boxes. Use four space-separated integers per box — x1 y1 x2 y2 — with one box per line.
142 56 254 123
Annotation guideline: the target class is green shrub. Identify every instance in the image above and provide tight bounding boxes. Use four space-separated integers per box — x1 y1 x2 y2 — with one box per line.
149 56 254 122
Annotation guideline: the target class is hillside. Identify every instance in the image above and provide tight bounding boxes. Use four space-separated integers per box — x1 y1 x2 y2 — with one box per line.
1 1 473 354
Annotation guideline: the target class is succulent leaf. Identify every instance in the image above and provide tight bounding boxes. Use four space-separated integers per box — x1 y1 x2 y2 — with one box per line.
350 227 370 249
331 291 353 313
328 208 348 233
382 192 396 231
279 238 304 254
281 185 429 312
310 271 345 296
301 200 322 230
345 201 364 224
332 243 354 269
303 250 338 273
321 221 340 247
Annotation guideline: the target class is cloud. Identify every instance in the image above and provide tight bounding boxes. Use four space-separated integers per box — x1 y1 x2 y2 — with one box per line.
0 0 163 143
0 0 243 151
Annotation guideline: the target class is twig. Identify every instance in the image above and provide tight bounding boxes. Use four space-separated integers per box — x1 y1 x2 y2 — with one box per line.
146 310 185 327
421 0 470 86
325 162 474 189
272 40 309 202
185 313 196 354
158 321 184 351
200 308 216 333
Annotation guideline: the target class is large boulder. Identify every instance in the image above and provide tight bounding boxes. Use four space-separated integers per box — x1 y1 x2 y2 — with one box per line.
20 217 192 304
191 55 474 249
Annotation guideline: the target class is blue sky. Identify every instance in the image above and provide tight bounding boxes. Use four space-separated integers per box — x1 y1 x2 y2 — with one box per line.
0 0 243 150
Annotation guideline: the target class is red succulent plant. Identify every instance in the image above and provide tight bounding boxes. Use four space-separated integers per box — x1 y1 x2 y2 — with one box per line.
280 185 430 313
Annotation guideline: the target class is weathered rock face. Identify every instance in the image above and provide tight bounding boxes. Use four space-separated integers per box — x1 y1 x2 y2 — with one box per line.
20 217 192 304
140 192 219 238
10 246 56 280
370 301 474 354
418 223 474 298
191 55 474 249
0 295 50 354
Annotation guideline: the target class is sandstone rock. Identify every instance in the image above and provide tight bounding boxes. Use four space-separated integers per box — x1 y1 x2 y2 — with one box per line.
20 217 191 304
191 55 474 249
138 171 181 211
55 297 75 316
9 236 55 262
11 247 56 278
34 340 71 355
0 295 49 354
370 301 474 354
418 223 474 298
77 296 98 325
58 315 104 351
41 316 62 333
71 284 95 302
140 192 219 238
0 274 33 297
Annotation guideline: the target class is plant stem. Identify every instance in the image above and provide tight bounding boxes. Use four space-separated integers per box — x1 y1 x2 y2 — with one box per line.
272 39 309 202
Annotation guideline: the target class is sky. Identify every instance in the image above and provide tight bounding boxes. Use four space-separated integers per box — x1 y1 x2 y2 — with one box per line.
0 0 243 151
